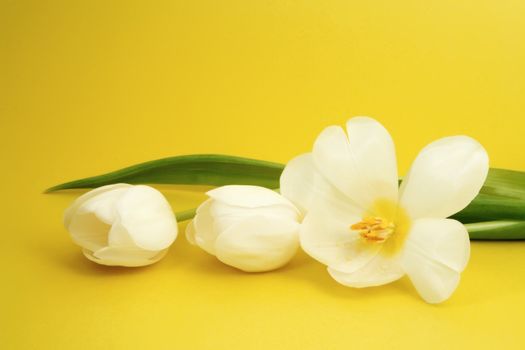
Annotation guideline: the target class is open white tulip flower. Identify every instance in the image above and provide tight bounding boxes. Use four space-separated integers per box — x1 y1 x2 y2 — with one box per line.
186 185 301 272
65 184 178 267
280 117 489 303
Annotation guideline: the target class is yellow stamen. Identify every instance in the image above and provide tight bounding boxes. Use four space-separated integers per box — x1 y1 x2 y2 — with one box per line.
351 216 395 243
350 199 412 255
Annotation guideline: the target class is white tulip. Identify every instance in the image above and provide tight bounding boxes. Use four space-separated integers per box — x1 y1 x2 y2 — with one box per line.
186 185 301 272
64 184 178 267
280 117 489 303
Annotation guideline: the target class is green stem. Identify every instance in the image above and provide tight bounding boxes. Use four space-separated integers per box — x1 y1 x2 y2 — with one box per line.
175 208 197 222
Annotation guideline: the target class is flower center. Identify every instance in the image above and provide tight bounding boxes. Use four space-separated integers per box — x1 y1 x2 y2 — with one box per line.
351 216 395 243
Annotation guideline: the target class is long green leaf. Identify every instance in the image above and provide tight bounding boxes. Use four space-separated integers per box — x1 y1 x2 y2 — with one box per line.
451 194 525 223
48 155 524 198
466 221 525 240
479 168 525 199
46 154 284 192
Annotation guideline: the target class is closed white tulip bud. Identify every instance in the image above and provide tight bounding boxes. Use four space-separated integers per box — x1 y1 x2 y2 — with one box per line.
186 185 301 272
64 184 178 267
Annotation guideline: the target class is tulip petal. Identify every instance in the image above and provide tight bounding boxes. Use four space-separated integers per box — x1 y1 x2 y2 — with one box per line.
401 218 470 303
312 117 398 212
116 185 178 251
67 186 131 252
299 204 386 274
214 216 299 272
86 247 167 267
68 212 112 252
207 185 296 209
399 136 489 219
64 183 132 227
280 153 361 215
210 201 299 233
327 253 404 288
192 199 220 254
107 221 138 249
185 220 197 245
76 187 131 224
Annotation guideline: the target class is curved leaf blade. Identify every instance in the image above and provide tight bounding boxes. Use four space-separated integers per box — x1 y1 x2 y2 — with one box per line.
480 168 525 199
46 154 284 192
451 194 525 223
466 220 525 240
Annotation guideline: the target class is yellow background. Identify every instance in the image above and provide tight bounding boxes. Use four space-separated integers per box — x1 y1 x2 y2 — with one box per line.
2 1 525 349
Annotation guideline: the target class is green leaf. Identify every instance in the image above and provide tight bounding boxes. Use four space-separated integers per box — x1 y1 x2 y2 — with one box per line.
451 194 525 223
47 155 524 201
480 168 525 199
466 221 525 240
45 154 284 192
